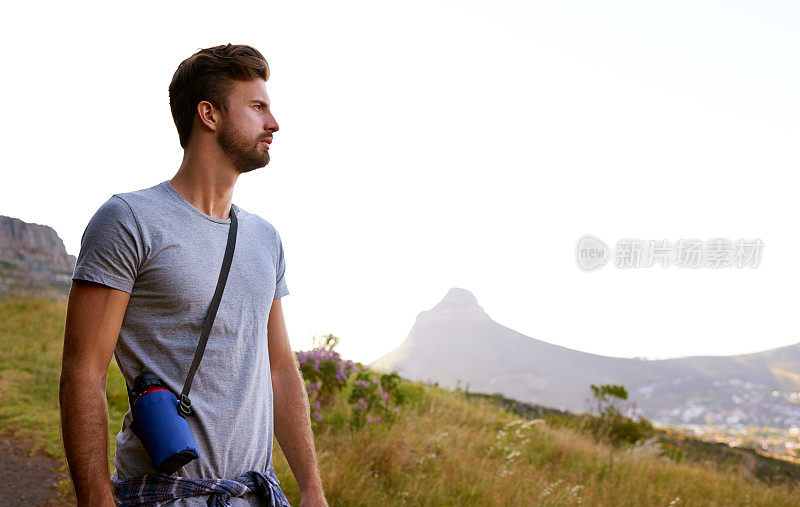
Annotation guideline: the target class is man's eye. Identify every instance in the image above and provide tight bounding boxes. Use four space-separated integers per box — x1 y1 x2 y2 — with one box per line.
253 104 261 110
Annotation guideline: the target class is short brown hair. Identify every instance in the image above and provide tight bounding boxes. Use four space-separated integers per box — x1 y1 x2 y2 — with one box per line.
169 44 270 148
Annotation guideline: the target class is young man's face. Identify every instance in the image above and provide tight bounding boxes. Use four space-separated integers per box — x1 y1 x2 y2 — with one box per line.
217 78 280 173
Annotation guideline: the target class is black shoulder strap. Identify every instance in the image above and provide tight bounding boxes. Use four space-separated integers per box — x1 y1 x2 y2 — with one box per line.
178 206 238 416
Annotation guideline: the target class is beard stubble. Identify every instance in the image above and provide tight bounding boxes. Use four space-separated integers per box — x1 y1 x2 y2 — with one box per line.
218 115 270 174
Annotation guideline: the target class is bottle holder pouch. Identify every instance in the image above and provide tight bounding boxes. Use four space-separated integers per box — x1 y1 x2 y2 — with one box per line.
131 387 199 474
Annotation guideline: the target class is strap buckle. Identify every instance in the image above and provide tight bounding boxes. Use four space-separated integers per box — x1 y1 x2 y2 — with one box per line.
178 394 192 417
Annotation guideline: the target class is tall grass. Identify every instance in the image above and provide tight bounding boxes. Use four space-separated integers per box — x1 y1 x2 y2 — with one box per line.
271 386 796 505
0 295 125 500
1 295 796 505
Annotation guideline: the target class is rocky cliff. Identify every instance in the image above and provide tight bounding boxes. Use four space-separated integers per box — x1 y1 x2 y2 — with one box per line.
0 215 76 300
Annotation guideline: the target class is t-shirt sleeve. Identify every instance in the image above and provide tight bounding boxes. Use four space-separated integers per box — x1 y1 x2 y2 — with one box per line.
274 228 289 299
72 195 144 294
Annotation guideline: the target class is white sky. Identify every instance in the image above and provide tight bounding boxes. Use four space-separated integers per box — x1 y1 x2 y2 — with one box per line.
2 1 798 364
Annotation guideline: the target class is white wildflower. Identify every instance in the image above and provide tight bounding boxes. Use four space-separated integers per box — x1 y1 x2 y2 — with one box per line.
539 479 564 498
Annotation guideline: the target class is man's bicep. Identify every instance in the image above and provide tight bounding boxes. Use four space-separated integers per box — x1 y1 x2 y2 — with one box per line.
62 280 130 379
267 297 294 373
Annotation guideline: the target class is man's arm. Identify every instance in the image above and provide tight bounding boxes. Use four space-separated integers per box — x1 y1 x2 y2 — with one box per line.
60 280 131 506
268 297 328 506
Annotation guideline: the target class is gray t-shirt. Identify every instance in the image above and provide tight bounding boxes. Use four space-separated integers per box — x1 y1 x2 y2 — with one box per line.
71 180 289 504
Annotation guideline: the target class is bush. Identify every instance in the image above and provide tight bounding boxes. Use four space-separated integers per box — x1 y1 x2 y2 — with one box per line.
593 408 653 446
393 379 425 408
295 336 355 422
294 336 419 427
348 370 402 427
586 383 653 446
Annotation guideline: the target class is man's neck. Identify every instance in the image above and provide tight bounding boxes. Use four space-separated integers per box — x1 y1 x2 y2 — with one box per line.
171 148 239 220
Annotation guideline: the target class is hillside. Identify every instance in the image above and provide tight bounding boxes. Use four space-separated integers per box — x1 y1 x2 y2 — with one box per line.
1 295 798 505
371 288 800 430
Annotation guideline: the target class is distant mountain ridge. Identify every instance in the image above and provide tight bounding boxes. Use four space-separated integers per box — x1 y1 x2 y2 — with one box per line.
371 288 800 429
0 215 75 299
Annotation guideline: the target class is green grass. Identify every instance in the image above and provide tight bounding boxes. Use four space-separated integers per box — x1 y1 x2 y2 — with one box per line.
1 295 798 505
0 295 125 500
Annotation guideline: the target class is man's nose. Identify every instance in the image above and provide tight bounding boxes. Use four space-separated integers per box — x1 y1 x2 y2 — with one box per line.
266 113 279 133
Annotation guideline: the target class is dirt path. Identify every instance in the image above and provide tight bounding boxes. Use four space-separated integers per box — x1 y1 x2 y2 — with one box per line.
0 435 74 506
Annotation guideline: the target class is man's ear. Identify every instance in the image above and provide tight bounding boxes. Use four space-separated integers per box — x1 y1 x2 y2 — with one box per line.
197 100 220 132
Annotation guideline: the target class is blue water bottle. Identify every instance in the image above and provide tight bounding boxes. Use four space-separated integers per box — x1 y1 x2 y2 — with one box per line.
130 372 199 474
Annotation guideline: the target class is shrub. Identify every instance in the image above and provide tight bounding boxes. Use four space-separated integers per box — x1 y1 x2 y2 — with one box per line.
378 371 410 405
295 336 355 422
348 370 401 427
393 380 425 408
586 383 653 446
594 408 652 446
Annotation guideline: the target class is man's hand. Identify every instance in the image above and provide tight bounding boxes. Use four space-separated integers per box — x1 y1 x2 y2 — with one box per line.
60 279 130 506
268 297 329 505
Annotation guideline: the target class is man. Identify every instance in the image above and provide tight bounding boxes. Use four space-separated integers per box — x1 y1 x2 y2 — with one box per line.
59 44 328 506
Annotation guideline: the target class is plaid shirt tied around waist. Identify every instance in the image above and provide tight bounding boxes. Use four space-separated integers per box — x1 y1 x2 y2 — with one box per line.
112 465 291 506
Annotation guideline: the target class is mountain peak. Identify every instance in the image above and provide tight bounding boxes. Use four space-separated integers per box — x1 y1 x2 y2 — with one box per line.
434 287 480 309
422 287 489 321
